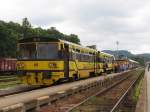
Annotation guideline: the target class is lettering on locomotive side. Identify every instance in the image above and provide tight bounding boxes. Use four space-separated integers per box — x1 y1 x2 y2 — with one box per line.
48 62 57 68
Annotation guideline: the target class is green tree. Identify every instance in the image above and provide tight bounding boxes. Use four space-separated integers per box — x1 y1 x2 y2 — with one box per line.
22 18 31 38
0 19 81 58
46 27 64 39
67 34 80 44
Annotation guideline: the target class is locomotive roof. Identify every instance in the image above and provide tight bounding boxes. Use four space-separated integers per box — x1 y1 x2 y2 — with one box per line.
19 37 97 52
19 37 60 43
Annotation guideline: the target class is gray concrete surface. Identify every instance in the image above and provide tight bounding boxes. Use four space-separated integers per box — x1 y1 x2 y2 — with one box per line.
0 71 128 109
146 69 150 112
135 70 146 112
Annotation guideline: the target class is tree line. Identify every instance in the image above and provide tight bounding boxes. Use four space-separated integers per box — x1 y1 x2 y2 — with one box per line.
0 18 80 58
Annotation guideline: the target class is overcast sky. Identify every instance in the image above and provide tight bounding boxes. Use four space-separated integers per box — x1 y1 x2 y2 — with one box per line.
0 0 150 54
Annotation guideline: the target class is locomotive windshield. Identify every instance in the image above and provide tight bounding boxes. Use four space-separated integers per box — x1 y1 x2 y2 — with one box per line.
37 43 58 59
19 44 36 59
18 43 59 59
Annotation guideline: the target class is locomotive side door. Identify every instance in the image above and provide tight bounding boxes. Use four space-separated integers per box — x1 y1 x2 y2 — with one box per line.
63 44 69 79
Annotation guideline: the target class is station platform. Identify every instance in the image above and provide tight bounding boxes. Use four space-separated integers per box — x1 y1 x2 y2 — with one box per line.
0 71 126 110
135 68 149 112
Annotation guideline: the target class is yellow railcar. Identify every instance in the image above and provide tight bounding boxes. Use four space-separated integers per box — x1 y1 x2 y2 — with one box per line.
95 51 105 74
100 52 115 73
17 37 116 86
17 37 99 85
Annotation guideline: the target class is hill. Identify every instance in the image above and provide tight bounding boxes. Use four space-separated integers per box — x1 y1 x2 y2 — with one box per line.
102 50 133 58
102 50 150 66
136 53 150 63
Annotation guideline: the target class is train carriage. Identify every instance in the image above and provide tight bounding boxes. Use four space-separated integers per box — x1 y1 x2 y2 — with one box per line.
17 37 99 85
0 58 17 74
95 51 105 75
17 37 137 86
100 52 115 73
115 59 130 72
128 59 139 69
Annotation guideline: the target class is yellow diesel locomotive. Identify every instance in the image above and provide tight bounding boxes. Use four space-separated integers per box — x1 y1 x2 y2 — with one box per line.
17 37 115 85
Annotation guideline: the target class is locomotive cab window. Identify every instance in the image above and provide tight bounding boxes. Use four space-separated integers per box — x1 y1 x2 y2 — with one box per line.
18 43 59 59
18 43 36 59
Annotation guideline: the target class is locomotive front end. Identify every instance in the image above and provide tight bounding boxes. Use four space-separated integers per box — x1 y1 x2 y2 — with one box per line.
17 37 64 85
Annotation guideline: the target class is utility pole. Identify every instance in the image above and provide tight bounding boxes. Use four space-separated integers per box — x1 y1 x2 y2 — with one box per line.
116 41 119 59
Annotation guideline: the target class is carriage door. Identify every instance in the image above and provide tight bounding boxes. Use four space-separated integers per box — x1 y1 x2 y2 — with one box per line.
64 44 69 79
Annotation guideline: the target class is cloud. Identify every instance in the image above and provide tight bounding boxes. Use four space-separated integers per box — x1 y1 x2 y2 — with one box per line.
0 0 150 54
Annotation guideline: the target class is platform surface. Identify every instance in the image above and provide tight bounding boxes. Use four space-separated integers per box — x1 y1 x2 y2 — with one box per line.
0 71 126 109
135 69 146 112
146 69 150 112
136 68 150 112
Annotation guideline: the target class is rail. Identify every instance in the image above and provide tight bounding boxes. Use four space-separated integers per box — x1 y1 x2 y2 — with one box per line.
68 69 144 112
110 70 144 112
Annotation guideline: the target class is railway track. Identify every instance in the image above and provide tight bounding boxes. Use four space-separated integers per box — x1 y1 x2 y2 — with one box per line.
0 71 124 97
0 76 18 82
0 70 133 111
0 75 41 97
68 70 144 112
0 75 20 89
0 69 143 112
38 69 144 112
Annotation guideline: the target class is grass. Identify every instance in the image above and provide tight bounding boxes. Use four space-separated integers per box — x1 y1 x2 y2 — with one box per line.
0 82 20 89
0 74 21 89
132 77 144 102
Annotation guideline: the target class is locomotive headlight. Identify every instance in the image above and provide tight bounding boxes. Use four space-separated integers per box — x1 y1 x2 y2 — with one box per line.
48 62 57 68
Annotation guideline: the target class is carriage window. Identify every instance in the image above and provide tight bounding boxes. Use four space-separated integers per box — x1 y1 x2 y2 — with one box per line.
98 57 104 62
37 43 58 59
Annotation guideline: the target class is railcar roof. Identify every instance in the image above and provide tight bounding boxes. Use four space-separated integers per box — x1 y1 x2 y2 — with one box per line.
115 59 128 61
61 40 97 52
128 59 139 64
101 52 114 57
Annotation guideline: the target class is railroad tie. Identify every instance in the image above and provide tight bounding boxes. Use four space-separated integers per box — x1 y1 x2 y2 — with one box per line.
36 96 50 111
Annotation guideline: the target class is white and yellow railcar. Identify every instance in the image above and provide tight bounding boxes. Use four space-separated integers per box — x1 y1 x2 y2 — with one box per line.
17 37 98 85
